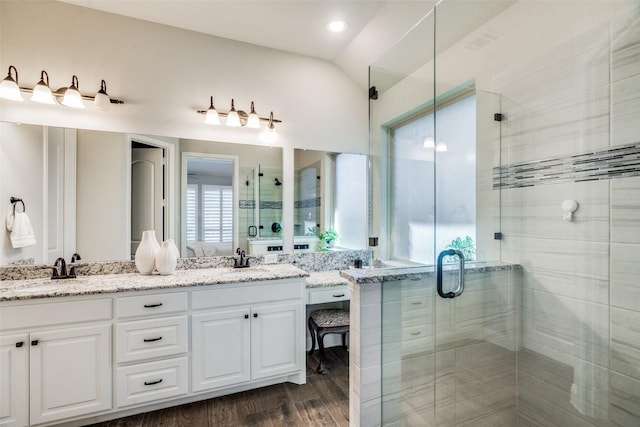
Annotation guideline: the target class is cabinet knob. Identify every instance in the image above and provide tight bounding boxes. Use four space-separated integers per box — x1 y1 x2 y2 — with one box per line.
244 314 249 319
31 340 39 346
15 341 24 348
253 313 258 318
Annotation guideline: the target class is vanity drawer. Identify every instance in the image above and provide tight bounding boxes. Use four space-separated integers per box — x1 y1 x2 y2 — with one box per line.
116 292 188 319
116 316 188 363
192 279 304 310
116 357 188 407
0 298 112 331
308 286 350 304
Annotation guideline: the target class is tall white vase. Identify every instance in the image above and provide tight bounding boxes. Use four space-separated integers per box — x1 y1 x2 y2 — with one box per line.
156 241 178 275
135 230 160 275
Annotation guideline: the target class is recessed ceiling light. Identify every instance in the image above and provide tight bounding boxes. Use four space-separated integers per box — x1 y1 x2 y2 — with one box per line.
327 20 348 33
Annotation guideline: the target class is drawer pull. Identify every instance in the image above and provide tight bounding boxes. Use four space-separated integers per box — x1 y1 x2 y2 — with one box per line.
410 331 421 336
15 341 24 348
411 301 422 305
144 379 163 386
332 294 346 298
143 337 163 342
31 340 39 346
143 303 163 308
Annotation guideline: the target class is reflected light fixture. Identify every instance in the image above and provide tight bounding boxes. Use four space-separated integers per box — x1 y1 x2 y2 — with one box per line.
197 98 281 139
0 65 124 108
226 99 241 127
0 65 24 101
204 96 221 125
31 70 56 104
246 102 260 129
327 20 348 33
93 80 111 109
60 75 84 109
423 136 435 149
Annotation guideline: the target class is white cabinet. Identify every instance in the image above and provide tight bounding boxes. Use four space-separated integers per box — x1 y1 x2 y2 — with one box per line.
0 334 28 427
191 280 305 393
0 298 112 427
251 302 301 380
29 324 112 425
192 308 251 391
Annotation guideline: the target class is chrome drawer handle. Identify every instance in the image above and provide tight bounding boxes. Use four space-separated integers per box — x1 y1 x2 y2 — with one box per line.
143 303 163 308
332 294 345 298
410 331 421 336
411 301 422 305
144 379 163 386
143 337 163 342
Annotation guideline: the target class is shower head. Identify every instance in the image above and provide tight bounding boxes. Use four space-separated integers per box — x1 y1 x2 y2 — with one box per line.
274 178 282 186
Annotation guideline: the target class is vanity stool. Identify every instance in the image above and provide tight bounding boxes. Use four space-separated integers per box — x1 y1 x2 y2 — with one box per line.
308 308 350 374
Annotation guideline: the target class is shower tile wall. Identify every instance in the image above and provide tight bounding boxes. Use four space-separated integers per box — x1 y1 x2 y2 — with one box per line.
496 9 640 426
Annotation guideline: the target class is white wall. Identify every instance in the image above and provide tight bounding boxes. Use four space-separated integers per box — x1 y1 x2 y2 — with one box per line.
0 1 368 154
0 123 44 264
76 130 130 261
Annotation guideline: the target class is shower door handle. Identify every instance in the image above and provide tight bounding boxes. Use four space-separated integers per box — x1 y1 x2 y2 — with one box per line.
436 249 465 299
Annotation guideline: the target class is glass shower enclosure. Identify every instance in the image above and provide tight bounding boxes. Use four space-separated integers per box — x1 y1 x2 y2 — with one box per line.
370 0 640 425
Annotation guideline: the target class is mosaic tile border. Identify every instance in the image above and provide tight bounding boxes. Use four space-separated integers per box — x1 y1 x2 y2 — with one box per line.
295 197 321 209
494 142 640 189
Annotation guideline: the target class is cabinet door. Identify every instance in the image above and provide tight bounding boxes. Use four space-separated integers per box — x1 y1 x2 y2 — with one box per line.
0 334 29 427
192 308 250 392
29 324 111 425
251 302 303 380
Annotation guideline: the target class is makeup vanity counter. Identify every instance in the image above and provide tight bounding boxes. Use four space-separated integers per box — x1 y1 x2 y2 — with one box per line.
0 264 310 427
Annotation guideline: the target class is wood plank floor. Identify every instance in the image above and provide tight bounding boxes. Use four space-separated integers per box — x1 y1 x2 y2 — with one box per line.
87 347 349 427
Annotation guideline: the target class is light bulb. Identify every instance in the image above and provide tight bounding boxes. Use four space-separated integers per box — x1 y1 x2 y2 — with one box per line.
226 99 241 127
0 66 23 101
30 70 55 104
93 80 111 109
259 111 277 143
327 20 348 33
246 101 261 129
60 75 84 109
204 96 221 125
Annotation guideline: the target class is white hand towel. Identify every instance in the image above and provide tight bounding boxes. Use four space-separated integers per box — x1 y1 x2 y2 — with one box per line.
6 211 37 248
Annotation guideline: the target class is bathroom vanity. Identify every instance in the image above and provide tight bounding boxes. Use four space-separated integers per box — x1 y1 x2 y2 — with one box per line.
0 265 309 426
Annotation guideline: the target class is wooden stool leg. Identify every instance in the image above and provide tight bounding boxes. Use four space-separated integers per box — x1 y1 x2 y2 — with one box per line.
308 317 316 355
341 332 347 349
317 328 327 374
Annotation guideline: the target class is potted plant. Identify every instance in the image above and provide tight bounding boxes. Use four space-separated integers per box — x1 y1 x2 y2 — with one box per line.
318 228 339 251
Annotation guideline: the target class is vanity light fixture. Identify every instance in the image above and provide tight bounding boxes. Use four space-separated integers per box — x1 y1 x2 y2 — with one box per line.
0 66 24 101
246 102 260 129
0 65 124 108
30 70 56 104
226 99 241 127
435 142 448 152
60 75 84 109
259 112 278 144
197 97 281 135
93 80 111 109
204 96 221 125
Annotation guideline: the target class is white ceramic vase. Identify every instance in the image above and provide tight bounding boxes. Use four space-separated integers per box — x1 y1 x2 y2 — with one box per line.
165 238 180 259
135 230 160 275
156 241 178 275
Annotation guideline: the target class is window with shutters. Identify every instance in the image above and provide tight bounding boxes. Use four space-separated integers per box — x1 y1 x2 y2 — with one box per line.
185 183 233 243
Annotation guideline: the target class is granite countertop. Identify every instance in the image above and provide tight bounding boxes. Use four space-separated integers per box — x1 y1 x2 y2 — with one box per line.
0 264 309 302
305 270 349 288
340 261 520 284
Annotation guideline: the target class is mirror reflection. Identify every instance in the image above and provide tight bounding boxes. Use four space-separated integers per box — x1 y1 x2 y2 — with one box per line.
0 122 368 266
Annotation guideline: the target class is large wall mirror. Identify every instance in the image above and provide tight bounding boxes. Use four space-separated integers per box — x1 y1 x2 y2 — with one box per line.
0 121 367 266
